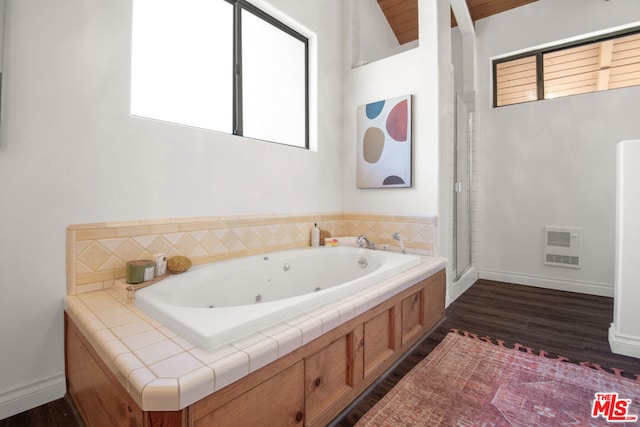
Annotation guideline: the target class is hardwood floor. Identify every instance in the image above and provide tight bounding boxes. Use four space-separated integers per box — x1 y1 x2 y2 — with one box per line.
332 279 640 426
0 395 83 427
1 279 638 427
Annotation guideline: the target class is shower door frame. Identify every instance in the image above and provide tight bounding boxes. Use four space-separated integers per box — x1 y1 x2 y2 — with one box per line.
453 93 472 282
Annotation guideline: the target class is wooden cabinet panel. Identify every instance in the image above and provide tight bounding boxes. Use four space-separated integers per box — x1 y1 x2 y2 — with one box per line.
401 289 424 346
305 335 353 424
194 360 304 427
363 308 395 377
65 317 145 427
423 271 446 331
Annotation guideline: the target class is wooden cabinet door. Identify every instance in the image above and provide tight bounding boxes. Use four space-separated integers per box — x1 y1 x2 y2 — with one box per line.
304 334 355 426
423 271 446 331
401 289 424 346
363 308 395 378
194 360 304 427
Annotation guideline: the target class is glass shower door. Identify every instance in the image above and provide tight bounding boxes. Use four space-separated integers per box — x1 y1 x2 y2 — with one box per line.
453 93 472 281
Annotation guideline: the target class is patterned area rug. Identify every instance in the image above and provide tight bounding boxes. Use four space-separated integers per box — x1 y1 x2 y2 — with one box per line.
356 331 640 426
447 329 640 382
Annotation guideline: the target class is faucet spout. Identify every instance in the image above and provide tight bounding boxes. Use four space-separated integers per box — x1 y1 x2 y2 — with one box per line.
392 232 406 254
356 235 376 250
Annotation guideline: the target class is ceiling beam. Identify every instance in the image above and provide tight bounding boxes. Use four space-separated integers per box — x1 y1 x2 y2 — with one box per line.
451 0 474 37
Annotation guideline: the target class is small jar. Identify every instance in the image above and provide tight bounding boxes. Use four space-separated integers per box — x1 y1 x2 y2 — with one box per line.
126 260 156 284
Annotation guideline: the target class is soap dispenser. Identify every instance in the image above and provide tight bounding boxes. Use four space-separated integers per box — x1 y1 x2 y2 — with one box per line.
311 223 320 247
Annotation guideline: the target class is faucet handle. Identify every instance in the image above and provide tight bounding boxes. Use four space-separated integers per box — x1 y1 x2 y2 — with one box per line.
355 235 374 249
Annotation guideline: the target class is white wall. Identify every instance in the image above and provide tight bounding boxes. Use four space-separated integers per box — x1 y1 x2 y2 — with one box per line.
476 0 640 296
342 0 444 219
351 0 413 67
341 0 454 300
610 140 640 358
0 0 344 418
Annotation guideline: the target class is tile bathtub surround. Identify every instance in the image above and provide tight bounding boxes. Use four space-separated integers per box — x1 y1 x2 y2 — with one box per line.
67 212 436 295
64 259 446 411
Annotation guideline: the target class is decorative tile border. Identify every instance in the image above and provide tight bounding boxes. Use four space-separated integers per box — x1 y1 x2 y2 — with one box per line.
67 212 437 295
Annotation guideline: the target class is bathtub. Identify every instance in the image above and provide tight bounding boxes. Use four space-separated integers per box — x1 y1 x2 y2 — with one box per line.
134 245 428 350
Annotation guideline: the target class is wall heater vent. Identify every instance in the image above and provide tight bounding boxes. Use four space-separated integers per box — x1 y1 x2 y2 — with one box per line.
544 227 582 268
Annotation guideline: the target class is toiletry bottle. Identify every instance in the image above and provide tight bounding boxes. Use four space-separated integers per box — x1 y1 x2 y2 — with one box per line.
311 223 320 247
154 253 167 277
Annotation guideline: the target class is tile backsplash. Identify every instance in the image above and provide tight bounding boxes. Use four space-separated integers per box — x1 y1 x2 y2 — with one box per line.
67 212 437 295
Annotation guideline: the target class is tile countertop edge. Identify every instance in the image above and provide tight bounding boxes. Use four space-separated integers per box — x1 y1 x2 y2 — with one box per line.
64 256 447 412
65 297 179 411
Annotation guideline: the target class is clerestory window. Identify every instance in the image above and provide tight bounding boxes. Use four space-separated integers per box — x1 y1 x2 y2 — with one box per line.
493 29 640 107
131 0 309 148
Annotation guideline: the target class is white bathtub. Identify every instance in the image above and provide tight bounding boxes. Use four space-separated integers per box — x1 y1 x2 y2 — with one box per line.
135 246 430 350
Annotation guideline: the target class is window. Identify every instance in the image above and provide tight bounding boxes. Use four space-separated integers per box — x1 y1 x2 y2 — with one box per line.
493 29 640 107
131 0 309 148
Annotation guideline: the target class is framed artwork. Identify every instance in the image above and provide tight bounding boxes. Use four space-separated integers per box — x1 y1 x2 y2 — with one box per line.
356 94 412 188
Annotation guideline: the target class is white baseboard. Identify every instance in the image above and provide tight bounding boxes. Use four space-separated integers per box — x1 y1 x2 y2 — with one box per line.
608 326 640 359
0 373 66 420
478 269 614 297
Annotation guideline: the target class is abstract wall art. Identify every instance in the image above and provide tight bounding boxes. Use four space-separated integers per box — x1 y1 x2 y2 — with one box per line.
356 94 412 188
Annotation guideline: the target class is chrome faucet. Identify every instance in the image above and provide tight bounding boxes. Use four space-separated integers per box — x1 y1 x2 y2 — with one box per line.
356 235 376 250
